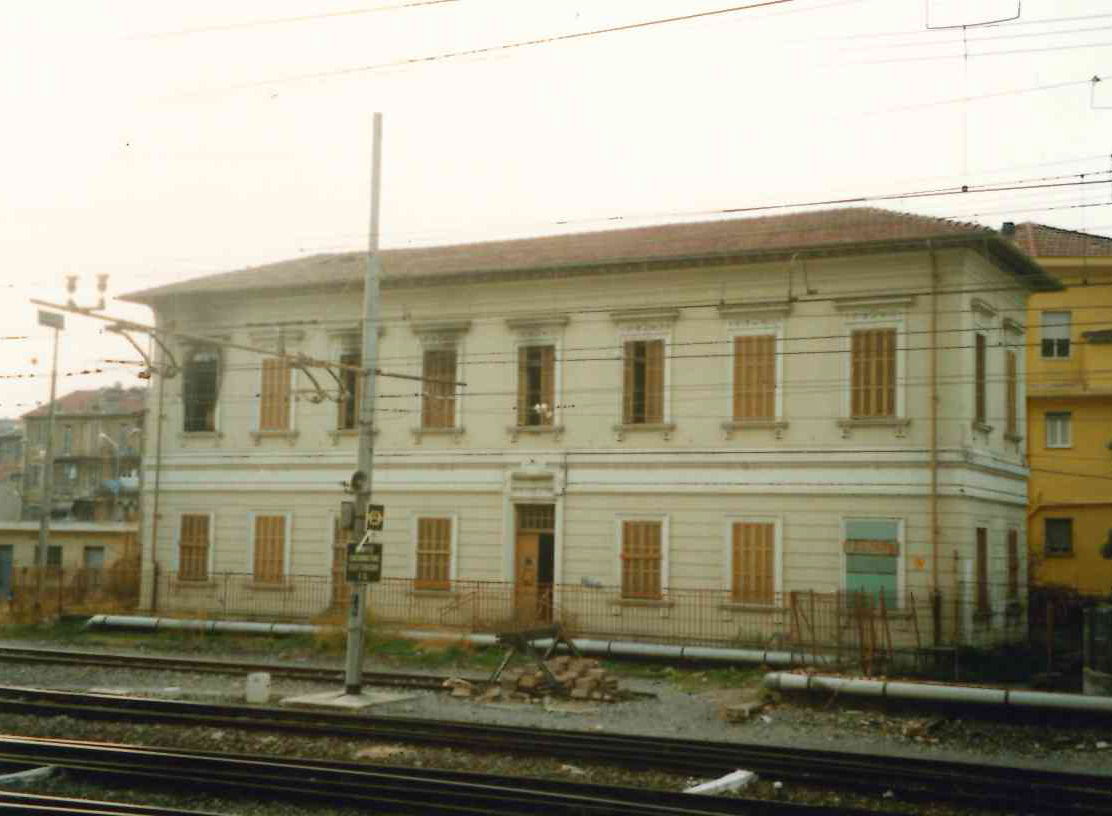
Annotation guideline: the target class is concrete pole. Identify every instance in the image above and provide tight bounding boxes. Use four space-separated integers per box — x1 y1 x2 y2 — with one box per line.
36 326 60 595
345 112 382 695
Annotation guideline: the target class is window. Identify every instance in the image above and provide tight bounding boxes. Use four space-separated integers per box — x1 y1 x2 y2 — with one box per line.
62 425 72 455
47 545 62 574
421 349 456 429
1045 412 1071 448
517 345 555 427
1007 529 1019 601
1005 350 1018 436
415 517 452 590
84 546 105 590
259 358 292 431
844 519 899 609
253 514 287 583
183 348 219 432
621 520 663 599
730 521 775 604
975 527 989 615
178 514 211 581
337 351 361 431
622 339 664 424
1041 311 1071 358
733 335 775 421
850 329 896 418
974 333 987 425
1045 518 1073 556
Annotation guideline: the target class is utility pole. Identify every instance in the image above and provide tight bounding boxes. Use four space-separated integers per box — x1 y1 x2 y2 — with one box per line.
35 310 63 601
345 112 383 695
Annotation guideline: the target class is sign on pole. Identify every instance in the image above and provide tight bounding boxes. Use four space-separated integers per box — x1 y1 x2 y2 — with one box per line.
37 311 64 330
347 504 384 583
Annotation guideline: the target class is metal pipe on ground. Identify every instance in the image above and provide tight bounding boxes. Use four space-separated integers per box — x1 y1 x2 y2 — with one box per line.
763 671 1112 714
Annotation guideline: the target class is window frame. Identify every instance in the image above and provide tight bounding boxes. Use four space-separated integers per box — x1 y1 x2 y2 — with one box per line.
411 512 458 591
610 310 677 431
975 526 990 616
516 343 557 428
840 517 905 610
841 313 906 421
174 511 216 581
723 515 782 606
1040 311 1071 359
621 338 666 425
410 321 470 437
1044 517 1073 557
726 322 784 423
181 346 221 434
1045 411 1072 449
248 511 292 584
1004 348 1018 437
614 513 669 601
974 332 988 427
1006 528 1020 601
421 347 459 430
255 357 297 433
337 349 362 431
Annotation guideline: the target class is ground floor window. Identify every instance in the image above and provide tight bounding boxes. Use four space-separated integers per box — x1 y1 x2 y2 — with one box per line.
253 514 287 584
621 520 663 600
178 514 211 581
730 521 775 604
415 517 452 590
844 519 899 609
1045 517 1073 556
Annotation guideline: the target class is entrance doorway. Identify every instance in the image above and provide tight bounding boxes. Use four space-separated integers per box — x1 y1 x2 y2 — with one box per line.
515 504 554 624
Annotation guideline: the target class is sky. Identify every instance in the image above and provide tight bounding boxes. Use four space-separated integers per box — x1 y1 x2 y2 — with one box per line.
1 0 1110 418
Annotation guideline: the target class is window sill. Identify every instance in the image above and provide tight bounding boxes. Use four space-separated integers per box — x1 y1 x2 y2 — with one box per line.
719 602 787 613
837 417 910 438
251 430 299 446
612 422 676 441
410 426 465 445
721 420 787 440
246 581 294 592
329 427 378 446
971 421 994 435
507 424 564 442
177 431 222 447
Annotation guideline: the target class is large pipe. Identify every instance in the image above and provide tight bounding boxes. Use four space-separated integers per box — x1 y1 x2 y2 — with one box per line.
84 615 319 637
764 671 1112 714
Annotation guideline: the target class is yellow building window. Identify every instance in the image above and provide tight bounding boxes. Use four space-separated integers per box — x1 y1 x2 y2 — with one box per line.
850 329 896 418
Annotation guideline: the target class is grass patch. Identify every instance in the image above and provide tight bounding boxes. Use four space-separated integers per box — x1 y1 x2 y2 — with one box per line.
601 659 763 691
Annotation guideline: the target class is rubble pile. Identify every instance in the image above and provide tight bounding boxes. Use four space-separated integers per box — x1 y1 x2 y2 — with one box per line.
443 656 624 703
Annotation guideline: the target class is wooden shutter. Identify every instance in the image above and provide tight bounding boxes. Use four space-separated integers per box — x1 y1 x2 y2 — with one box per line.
517 347 529 426
416 517 451 590
851 329 895 418
1005 350 1017 435
540 346 555 425
621 520 662 599
975 334 986 424
732 522 774 603
975 527 988 613
260 358 291 431
734 335 775 420
1006 529 1019 600
622 342 636 424
422 349 456 429
645 339 664 423
253 515 285 584
179 515 209 581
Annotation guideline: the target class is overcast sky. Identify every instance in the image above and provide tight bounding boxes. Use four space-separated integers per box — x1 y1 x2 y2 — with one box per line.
2 0 1110 418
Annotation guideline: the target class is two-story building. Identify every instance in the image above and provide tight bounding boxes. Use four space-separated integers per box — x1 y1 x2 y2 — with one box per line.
122 208 1058 649
1010 222 1112 596
21 386 146 523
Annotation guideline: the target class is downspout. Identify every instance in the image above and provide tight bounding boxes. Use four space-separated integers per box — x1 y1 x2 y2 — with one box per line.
928 241 941 645
148 321 168 613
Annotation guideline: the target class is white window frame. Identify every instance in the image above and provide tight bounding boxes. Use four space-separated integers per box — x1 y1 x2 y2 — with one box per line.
507 317 566 432
840 313 907 421
612 320 676 429
613 512 670 596
725 321 785 422
1045 412 1072 448
410 321 470 437
722 515 783 605
1040 310 1072 359
172 511 217 578
409 511 459 587
247 511 293 579
839 516 905 609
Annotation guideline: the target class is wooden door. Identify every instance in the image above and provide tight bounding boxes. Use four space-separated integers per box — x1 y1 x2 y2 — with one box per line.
515 533 540 624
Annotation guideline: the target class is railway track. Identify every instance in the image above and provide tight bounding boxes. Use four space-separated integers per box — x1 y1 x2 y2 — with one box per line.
0 734 892 816
0 685 1108 814
0 789 221 815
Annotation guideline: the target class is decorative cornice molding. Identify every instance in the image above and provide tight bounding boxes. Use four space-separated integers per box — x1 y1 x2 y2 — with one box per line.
609 308 680 326
505 313 570 331
717 299 792 320
970 297 999 319
832 295 916 313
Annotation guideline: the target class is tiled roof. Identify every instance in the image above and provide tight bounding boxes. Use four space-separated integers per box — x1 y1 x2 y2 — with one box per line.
21 387 146 419
121 207 1047 302
1010 222 1112 258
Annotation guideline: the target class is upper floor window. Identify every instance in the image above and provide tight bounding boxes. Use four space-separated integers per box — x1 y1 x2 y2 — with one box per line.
62 425 72 455
183 348 219 432
517 345 555 427
733 335 775 421
258 358 292 431
622 340 664 425
1041 311 1071 358
1045 412 1071 448
422 349 457 429
850 329 896 418
337 351 361 431
974 333 987 426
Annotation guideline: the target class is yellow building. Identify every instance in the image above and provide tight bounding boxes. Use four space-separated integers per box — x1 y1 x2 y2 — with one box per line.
1013 222 1112 596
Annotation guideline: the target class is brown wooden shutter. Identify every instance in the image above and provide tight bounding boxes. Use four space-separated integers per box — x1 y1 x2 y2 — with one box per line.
734 336 775 420
621 521 662 599
517 347 528 427
416 517 451 590
253 515 285 584
975 333 987 424
540 346 555 425
179 514 209 581
851 331 865 417
622 342 635 424
645 339 664 423
732 522 774 603
851 329 895 418
422 350 456 429
260 358 291 431
1005 350 1017 435
976 527 988 613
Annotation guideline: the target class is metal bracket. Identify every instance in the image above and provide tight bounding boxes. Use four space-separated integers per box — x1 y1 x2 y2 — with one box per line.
290 354 332 404
106 324 179 379
925 0 1019 29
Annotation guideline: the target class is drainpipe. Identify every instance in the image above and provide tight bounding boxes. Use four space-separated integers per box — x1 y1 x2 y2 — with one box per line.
148 328 168 613
928 241 941 645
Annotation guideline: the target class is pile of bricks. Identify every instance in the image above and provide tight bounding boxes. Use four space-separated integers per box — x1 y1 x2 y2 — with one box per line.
442 656 623 703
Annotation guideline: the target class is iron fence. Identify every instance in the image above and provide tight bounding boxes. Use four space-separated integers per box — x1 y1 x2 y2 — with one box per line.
5 563 140 620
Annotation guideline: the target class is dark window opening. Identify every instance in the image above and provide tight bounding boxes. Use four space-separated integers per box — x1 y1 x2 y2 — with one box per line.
183 349 219 432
